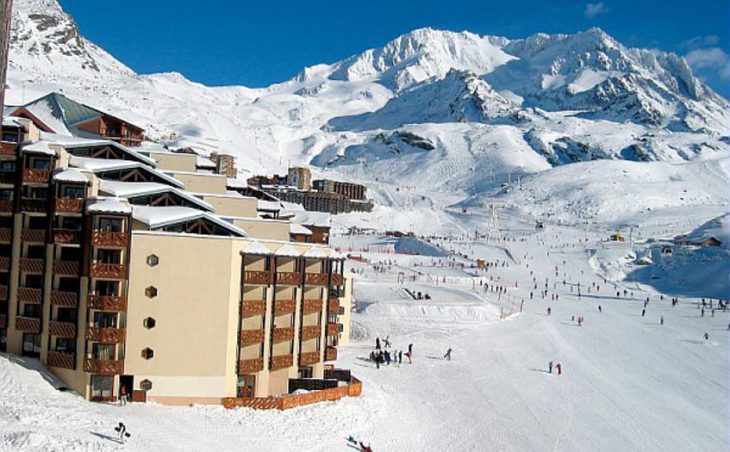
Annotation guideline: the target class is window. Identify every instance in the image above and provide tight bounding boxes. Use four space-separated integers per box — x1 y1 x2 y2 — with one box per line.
145 286 158 299
93 312 118 328
55 337 76 353
97 249 121 264
141 348 154 360
62 186 85 199
0 160 15 171
22 334 41 357
60 216 83 231
95 280 119 296
56 308 76 323
298 367 313 379
30 158 50 170
23 304 42 318
146 254 159 267
98 217 122 232
143 317 156 329
91 375 113 399
0 189 13 201
92 343 115 360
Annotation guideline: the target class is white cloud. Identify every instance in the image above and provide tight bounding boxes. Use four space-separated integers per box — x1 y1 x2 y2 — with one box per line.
680 35 721 50
685 47 730 80
585 2 609 18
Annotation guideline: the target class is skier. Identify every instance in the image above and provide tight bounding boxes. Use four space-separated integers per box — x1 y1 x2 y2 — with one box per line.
598 305 602 313
383 335 391 348
641 308 646 317
703 332 709 341
444 347 452 361
359 442 373 452
556 363 562 375
398 350 403 364
547 307 552 316
114 422 130 444
548 360 553 373
660 316 664 325
375 337 381 350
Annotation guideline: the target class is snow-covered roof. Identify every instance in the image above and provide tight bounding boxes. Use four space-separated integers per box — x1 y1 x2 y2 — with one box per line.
280 201 305 212
2 116 27 129
290 223 312 235
226 177 247 189
41 133 157 167
69 156 184 188
289 210 331 228
99 180 214 212
132 205 247 236
196 156 216 168
53 168 90 184
258 200 281 211
303 246 329 258
22 140 56 156
86 197 132 214
275 244 300 257
330 251 348 260
242 241 272 255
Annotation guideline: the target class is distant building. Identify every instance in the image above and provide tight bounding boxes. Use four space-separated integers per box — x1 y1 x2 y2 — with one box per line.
7 92 145 147
288 167 311 190
313 179 366 201
210 152 237 178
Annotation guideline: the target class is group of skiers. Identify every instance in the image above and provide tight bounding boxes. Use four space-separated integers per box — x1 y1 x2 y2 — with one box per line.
548 361 563 375
371 337 413 368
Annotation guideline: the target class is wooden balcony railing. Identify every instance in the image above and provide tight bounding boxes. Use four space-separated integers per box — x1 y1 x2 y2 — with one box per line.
91 231 129 247
0 227 11 243
53 260 79 277
19 257 44 273
326 323 340 337
241 299 266 316
15 316 41 333
275 272 302 286
270 354 294 370
0 141 18 155
331 273 344 286
0 200 11 213
17 286 42 304
299 351 320 367
47 351 75 370
86 327 126 344
240 328 266 344
87 294 127 311
90 263 128 279
0 313 6 329
302 299 323 314
0 256 9 272
238 357 264 373
325 346 338 361
53 229 80 244
272 327 295 342
22 169 49 184
55 198 84 214
273 299 296 315
328 298 340 312
243 270 271 285
304 272 329 286
20 198 47 213
301 325 321 340
51 290 78 308
0 284 7 300
21 229 45 243
48 320 76 338
83 358 124 375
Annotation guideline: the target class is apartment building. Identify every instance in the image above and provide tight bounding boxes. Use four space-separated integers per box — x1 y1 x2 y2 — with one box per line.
0 118 353 405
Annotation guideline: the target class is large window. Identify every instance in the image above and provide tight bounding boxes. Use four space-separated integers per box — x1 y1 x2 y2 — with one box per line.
22 333 41 357
30 158 51 170
23 304 42 318
91 375 113 399
93 312 118 328
92 343 116 360
95 280 120 296
98 217 122 232
55 337 76 353
62 186 85 199
96 249 121 264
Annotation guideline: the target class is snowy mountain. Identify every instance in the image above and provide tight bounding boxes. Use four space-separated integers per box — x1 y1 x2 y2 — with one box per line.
5 0 729 223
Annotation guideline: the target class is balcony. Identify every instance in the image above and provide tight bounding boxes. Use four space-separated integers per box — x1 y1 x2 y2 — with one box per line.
0 256 9 272
275 272 302 286
0 227 11 243
331 273 344 286
0 141 18 155
238 357 264 373
20 198 47 213
87 294 127 311
325 346 337 362
240 328 265 345
241 299 266 317
301 325 321 341
51 290 78 308
19 257 44 273
86 327 126 344
47 351 75 370
270 354 294 371
0 284 7 300
272 327 295 342
53 229 80 244
21 229 45 243
243 270 270 285
327 298 340 312
15 316 41 333
22 169 49 184
17 286 42 304
273 299 296 315
53 260 79 277
299 351 320 367
55 198 83 214
91 231 129 247
83 358 124 375
326 323 339 337
0 200 11 213
304 272 328 286
48 320 76 338
90 263 128 279
302 299 322 314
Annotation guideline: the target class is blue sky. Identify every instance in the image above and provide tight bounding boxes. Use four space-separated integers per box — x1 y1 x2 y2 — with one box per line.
59 0 730 96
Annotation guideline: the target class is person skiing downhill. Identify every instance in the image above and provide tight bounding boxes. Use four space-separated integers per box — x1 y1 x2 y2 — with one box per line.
114 422 131 444
556 363 562 375
548 361 553 373
375 337 381 350
547 307 552 316
444 348 452 361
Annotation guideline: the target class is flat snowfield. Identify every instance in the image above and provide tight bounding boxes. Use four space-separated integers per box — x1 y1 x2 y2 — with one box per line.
0 225 727 451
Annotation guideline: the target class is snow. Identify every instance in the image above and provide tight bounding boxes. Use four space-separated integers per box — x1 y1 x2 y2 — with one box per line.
52 168 89 184
21 140 56 156
41 134 158 167
86 197 131 214
131 205 247 236
99 180 214 212
258 200 281 212
69 157 185 189
242 241 273 255
274 243 300 257
289 223 312 235
287 210 331 228
302 246 329 258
